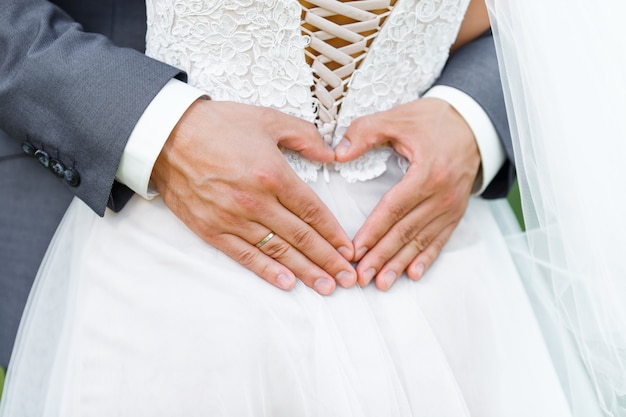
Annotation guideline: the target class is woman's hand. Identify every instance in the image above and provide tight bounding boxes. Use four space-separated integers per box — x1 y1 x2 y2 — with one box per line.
335 98 480 290
152 100 356 295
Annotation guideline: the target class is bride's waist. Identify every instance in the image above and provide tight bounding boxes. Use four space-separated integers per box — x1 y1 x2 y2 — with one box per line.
281 145 406 188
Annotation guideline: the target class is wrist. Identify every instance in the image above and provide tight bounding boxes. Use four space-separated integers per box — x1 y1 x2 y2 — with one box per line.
423 85 505 194
151 98 210 192
117 79 207 199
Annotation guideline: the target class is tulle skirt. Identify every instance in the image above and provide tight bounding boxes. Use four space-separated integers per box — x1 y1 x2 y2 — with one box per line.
1 163 573 416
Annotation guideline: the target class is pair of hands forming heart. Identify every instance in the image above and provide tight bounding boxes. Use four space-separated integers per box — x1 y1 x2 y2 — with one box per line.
152 98 480 295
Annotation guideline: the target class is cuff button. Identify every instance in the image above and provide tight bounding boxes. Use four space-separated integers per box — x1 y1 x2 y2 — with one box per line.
63 168 81 187
49 159 66 177
21 142 36 156
34 150 50 168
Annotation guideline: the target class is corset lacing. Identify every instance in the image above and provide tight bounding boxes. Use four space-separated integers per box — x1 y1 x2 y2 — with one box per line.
299 0 396 145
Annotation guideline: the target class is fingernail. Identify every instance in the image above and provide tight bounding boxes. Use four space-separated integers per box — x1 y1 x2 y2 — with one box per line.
277 274 295 290
337 246 352 260
362 267 376 286
413 263 425 280
355 247 368 261
382 270 397 289
335 138 351 157
335 270 356 288
314 277 334 295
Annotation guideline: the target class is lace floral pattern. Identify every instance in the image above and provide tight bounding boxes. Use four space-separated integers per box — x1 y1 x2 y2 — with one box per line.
146 0 469 183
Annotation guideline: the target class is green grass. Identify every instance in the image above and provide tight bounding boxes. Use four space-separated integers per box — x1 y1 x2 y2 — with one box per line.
507 180 525 230
0 366 5 402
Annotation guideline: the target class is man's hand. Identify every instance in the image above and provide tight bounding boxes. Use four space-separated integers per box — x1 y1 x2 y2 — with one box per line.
152 100 356 295
335 98 481 290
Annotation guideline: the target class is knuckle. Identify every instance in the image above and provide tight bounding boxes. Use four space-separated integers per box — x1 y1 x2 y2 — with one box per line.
290 228 316 251
250 167 281 191
295 140 313 155
430 164 452 189
411 233 431 252
440 189 460 210
348 116 379 145
210 205 243 228
295 203 322 225
420 245 441 267
363 249 392 270
187 211 223 241
257 263 275 283
230 189 259 213
234 246 260 268
195 222 217 241
260 240 290 260
381 197 407 223
349 115 367 133
418 251 435 267
317 254 341 275
397 223 418 246
301 122 322 142
430 238 445 254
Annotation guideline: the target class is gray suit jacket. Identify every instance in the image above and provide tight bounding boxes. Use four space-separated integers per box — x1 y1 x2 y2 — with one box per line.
0 0 513 367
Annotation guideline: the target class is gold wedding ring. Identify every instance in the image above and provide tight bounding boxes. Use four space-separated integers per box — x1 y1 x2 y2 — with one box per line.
255 232 276 248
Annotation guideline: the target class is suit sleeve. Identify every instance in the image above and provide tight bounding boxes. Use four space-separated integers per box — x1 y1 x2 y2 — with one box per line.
0 0 185 215
432 30 516 199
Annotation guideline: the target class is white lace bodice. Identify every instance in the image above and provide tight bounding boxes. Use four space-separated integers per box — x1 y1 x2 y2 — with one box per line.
146 0 469 182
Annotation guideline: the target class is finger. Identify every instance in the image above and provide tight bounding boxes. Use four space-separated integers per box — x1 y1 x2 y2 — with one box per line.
407 222 457 280
252 230 346 294
223 146 355 269
334 114 386 161
355 201 448 288
211 232 298 291
272 113 335 163
272 170 356 264
214 229 340 295
372 217 457 291
262 201 357 289
243 188 358 288
352 167 431 262
237 124 356 264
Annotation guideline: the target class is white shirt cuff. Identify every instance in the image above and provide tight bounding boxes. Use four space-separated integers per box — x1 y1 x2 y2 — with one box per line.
115 79 207 199
424 85 506 195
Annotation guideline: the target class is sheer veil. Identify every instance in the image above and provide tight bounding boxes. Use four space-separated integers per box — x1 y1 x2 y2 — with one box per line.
487 0 626 415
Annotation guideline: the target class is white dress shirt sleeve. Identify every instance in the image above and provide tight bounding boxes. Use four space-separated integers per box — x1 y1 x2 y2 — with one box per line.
423 85 506 195
115 79 207 199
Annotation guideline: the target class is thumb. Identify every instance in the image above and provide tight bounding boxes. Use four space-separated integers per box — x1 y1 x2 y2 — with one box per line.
334 116 384 162
277 120 335 163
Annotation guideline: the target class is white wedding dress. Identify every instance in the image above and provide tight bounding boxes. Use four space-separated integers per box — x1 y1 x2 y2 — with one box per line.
1 0 574 416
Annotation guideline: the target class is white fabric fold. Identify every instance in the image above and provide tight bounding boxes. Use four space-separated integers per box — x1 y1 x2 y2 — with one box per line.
488 0 626 414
